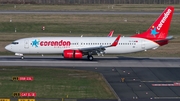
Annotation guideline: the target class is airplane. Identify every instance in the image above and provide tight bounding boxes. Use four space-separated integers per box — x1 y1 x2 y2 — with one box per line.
5 6 174 61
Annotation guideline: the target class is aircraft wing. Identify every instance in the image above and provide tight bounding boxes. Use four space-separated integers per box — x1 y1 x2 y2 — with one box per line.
78 35 120 52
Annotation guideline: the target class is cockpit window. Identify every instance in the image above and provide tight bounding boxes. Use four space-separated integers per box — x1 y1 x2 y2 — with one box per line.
12 42 19 45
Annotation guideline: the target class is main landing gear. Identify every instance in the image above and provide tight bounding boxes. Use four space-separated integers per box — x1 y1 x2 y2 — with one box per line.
87 55 93 61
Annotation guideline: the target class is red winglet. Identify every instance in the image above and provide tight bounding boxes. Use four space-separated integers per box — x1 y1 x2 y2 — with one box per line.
107 30 114 37
111 35 121 46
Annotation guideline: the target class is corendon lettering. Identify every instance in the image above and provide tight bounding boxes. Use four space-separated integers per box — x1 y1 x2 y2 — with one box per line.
40 40 71 46
157 9 171 30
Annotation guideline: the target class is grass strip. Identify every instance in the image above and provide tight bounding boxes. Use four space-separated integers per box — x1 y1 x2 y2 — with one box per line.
0 67 116 99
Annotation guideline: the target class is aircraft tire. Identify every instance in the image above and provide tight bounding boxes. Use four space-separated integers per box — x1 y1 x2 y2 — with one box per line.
87 55 93 61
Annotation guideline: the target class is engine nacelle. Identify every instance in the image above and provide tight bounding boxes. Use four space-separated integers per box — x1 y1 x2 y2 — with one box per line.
63 50 83 59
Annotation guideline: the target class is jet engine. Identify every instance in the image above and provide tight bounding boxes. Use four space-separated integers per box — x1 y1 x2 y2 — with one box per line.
63 50 83 59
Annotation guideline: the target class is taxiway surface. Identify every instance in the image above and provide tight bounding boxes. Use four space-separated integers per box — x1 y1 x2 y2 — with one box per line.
75 67 180 101
0 56 180 67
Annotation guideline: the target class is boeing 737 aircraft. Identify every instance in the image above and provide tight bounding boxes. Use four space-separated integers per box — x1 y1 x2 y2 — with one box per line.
5 6 174 61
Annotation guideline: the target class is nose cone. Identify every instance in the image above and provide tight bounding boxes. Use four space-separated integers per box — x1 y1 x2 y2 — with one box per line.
5 44 11 51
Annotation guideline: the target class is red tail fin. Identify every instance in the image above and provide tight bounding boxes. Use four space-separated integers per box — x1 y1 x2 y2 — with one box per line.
132 6 174 40
107 30 114 37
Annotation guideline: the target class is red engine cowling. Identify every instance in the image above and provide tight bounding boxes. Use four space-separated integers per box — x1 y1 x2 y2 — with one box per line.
63 50 83 59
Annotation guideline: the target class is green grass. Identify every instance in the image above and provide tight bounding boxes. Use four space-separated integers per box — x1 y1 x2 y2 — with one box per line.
0 67 116 99
0 22 178 35
0 14 179 35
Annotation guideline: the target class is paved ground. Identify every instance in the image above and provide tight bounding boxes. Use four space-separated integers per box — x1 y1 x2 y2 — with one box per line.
72 67 180 101
0 56 180 67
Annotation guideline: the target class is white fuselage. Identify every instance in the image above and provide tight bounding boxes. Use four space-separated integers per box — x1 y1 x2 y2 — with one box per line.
5 37 159 55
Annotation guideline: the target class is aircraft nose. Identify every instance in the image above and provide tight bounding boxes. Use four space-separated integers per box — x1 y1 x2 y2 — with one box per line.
5 44 11 51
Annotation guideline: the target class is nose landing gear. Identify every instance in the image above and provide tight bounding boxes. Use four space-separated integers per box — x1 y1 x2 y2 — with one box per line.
15 53 24 60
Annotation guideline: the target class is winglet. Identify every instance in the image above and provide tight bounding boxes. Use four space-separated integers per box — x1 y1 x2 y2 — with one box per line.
111 35 121 46
107 30 114 37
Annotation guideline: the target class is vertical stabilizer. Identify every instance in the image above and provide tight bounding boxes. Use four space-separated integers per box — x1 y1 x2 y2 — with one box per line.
132 6 174 40
107 30 114 37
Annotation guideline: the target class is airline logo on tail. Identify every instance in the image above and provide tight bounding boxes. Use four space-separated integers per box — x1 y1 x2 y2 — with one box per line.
151 26 158 37
150 8 172 37
157 9 172 30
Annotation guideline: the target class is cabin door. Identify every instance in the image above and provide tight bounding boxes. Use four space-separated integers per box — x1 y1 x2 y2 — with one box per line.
24 40 29 49
141 40 146 49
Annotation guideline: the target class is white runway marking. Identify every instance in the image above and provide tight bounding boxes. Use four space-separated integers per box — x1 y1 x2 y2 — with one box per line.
154 97 180 99
141 81 177 82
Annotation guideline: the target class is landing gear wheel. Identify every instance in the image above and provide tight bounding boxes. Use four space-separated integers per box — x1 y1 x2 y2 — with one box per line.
21 56 24 60
87 55 93 61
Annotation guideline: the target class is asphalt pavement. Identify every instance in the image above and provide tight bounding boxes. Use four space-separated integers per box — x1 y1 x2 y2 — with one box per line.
0 56 180 67
73 67 180 101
